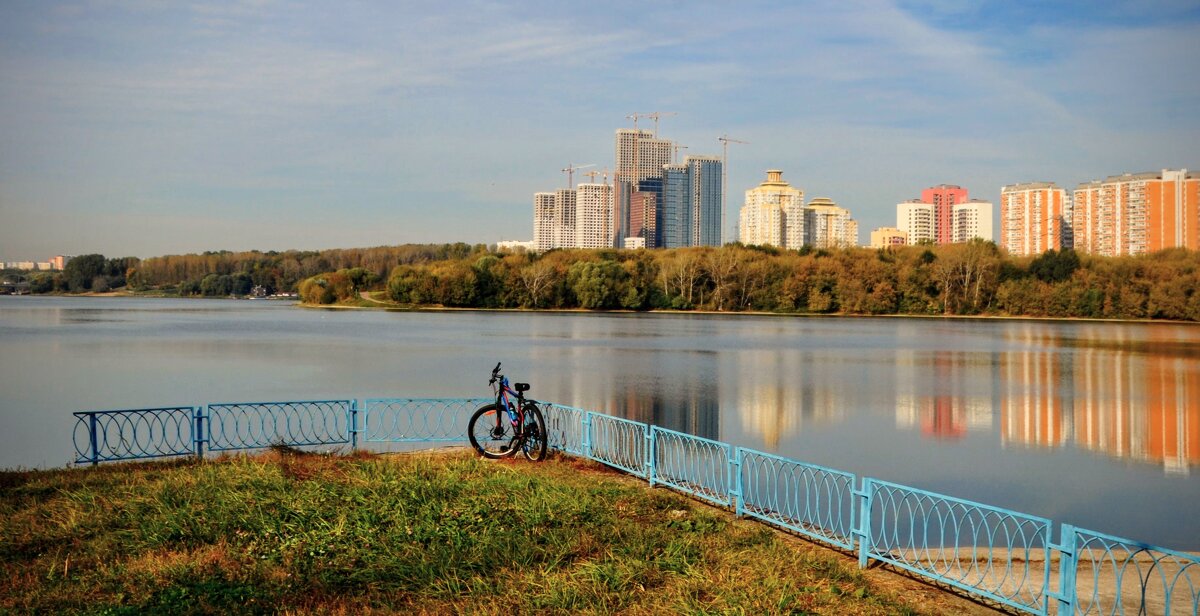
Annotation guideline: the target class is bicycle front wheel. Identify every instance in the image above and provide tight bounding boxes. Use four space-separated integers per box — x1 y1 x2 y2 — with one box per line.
520 403 548 462
468 404 519 458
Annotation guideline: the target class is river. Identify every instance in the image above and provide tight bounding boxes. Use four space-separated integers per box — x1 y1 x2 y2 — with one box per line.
1 295 1197 548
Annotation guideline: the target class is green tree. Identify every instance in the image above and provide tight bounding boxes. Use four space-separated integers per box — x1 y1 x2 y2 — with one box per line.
568 260 625 309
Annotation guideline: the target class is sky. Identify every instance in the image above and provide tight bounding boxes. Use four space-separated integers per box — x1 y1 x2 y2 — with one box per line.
1 0 1199 261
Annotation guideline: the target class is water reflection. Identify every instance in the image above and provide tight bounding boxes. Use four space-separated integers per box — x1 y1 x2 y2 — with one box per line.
992 325 1198 474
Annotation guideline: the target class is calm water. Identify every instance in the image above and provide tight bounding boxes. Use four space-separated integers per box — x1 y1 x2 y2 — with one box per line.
2 296 1198 548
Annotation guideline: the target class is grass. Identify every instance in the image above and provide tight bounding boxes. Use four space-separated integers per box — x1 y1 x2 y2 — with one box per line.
1 450 968 615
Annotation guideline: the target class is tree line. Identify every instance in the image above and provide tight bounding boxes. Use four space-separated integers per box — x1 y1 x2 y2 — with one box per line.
16 241 1199 321
297 241 1200 321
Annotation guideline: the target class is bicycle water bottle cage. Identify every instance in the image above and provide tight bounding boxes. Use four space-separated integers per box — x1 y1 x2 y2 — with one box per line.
515 382 530 393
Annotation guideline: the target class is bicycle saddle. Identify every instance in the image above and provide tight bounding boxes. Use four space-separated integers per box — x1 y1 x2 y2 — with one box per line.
514 382 530 392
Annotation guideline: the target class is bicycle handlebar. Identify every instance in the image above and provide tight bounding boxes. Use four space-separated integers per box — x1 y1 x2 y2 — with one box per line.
489 362 502 385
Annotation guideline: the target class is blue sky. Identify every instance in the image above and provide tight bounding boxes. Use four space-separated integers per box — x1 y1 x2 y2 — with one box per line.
1 0 1198 260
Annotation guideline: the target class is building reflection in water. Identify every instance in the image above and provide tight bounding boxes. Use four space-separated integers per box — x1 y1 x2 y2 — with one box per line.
995 324 1199 474
729 348 847 449
895 350 993 440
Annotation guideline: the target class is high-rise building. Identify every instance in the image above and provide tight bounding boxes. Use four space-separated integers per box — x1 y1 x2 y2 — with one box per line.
554 189 577 249
921 185 969 245
688 156 724 246
870 227 908 249
661 163 690 249
615 129 673 184
660 156 724 248
628 189 658 248
738 170 804 249
1000 182 1068 256
1072 169 1199 256
574 183 613 249
533 192 557 252
897 200 935 244
952 200 994 243
805 197 858 248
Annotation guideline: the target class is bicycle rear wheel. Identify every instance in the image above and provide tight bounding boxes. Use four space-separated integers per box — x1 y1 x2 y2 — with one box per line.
520 403 548 462
468 404 519 458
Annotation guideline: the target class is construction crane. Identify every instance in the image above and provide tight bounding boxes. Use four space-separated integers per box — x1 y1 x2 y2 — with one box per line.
718 134 750 245
671 143 688 165
581 170 603 184
561 163 595 189
647 111 677 138
625 112 649 131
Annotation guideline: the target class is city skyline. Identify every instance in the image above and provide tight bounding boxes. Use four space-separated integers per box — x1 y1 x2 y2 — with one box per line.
2 2 1199 261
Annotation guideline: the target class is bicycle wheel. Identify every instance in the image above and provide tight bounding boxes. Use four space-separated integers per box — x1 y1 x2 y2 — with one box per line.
468 404 519 458
520 403 548 462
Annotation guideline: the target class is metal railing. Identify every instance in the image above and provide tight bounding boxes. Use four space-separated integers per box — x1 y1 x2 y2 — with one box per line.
206 400 353 452
360 398 488 443
651 426 733 507
737 448 856 551
68 397 1199 615
72 406 195 464
859 478 1052 614
1064 525 1199 615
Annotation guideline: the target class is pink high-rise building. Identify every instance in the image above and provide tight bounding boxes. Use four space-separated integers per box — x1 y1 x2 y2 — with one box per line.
921 185 969 245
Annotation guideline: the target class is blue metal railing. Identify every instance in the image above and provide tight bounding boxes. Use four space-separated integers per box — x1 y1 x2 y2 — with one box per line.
859 478 1053 614
67 397 1198 615
206 400 352 452
586 411 649 478
1065 525 1200 615
737 448 856 551
72 407 195 464
361 398 488 443
651 426 733 507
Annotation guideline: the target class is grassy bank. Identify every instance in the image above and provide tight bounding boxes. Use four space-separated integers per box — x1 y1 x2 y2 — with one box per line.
1 451 983 615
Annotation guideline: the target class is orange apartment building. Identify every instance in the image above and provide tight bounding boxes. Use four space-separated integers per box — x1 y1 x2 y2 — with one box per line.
1072 169 1199 256
1000 182 1068 256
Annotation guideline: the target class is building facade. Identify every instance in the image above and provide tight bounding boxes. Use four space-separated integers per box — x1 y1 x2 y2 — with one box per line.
1072 169 1199 256
738 170 804 249
660 156 724 248
921 185 969 245
688 156 724 246
897 200 935 244
628 189 658 248
952 200 994 243
805 197 858 248
574 183 613 249
554 189 577 249
870 227 908 249
533 192 557 252
1000 182 1068 256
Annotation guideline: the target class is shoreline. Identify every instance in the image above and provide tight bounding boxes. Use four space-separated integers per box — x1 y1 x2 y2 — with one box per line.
8 289 1198 326
297 292 1200 327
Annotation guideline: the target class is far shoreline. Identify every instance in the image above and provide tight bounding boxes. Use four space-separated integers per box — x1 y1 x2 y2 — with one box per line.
8 289 1198 326
295 291 1200 327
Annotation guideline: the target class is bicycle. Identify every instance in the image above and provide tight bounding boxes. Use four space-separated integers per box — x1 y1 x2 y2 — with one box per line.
467 362 548 461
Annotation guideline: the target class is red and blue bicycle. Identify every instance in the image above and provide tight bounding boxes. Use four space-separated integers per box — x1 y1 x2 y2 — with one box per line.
467 362 547 461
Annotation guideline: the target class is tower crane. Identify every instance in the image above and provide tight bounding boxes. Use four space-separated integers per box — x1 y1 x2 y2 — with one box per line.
671 143 688 165
718 134 750 245
647 111 677 138
582 170 603 184
561 163 595 189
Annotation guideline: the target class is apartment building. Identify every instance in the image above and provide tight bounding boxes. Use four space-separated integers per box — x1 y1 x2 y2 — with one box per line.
738 170 804 249
1000 182 1068 256
1072 169 1199 256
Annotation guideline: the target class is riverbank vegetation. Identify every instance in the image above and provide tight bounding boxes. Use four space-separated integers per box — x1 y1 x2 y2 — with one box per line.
307 243 1200 321
0 450 964 614
11 241 1200 321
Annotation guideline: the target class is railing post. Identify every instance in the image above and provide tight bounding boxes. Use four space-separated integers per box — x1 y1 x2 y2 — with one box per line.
645 426 655 485
1047 523 1077 615
582 412 592 460
349 400 358 450
732 446 743 517
854 477 873 569
194 406 206 460
88 413 99 466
